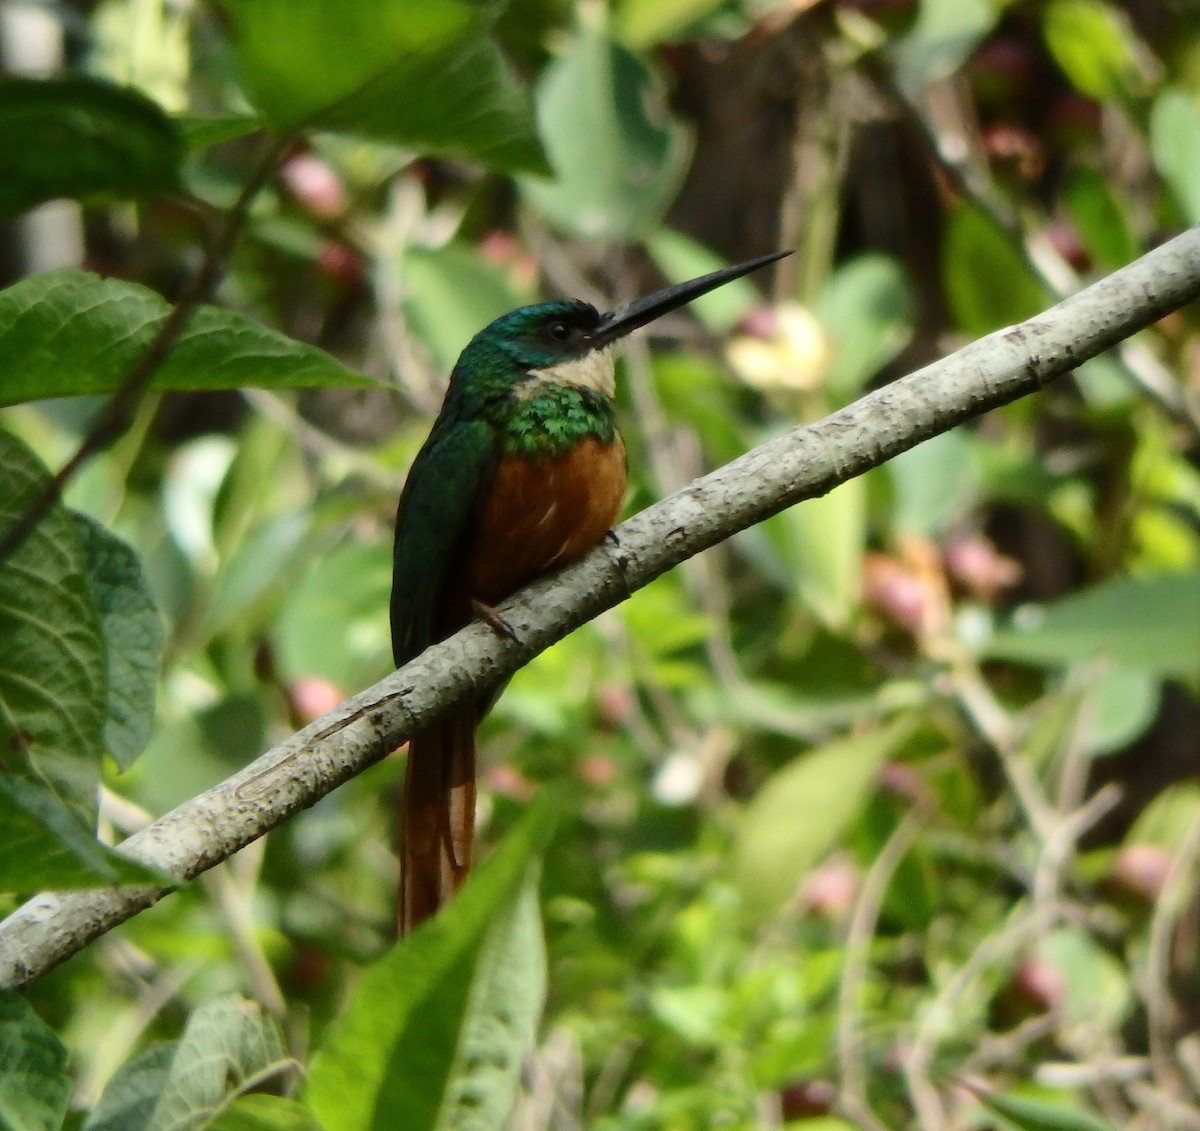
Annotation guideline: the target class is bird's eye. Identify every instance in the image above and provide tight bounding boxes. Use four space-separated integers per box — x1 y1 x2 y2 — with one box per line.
547 320 571 342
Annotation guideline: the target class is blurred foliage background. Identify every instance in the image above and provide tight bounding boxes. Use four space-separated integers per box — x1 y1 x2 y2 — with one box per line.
1 0 1200 1127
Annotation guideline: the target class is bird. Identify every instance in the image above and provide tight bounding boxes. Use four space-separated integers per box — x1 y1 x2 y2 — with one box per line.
390 248 789 933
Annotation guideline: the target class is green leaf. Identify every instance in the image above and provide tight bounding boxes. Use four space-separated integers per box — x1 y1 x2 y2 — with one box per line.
975 1087 1119 1131
888 428 981 536
0 775 169 891
276 540 392 691
135 695 266 815
1043 0 1152 102
653 351 750 466
734 719 915 920
202 511 314 642
86 998 291 1131
1037 925 1131 1031
1150 88 1200 225
306 796 555 1131
942 204 1046 336
777 476 867 629
648 984 725 1046
73 515 162 771
148 997 293 1129
208 1097 322 1131
985 572 1200 678
1081 667 1159 757
893 0 999 90
520 24 689 239
0 76 181 219
82 1045 173 1131
645 229 767 335
224 0 475 125
224 0 547 174
613 0 726 47
173 114 264 152
0 270 376 409
0 990 71 1131
1064 167 1138 271
816 254 914 400
0 432 105 824
1127 783 1200 849
401 243 534 376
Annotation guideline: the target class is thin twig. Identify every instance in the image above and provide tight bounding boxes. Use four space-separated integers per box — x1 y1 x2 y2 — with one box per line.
201 848 287 1018
950 659 1053 839
903 902 1052 1131
1143 808 1200 1100
836 807 925 1131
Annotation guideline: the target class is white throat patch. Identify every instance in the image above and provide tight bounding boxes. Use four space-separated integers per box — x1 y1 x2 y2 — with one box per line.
524 344 616 398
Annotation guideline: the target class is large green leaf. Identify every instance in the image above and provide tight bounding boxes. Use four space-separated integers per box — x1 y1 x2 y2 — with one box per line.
976 1087 1119 1131
613 0 727 47
0 775 168 892
768 477 867 629
734 719 915 920
889 428 981 536
520 24 689 239
305 796 555 1131
893 0 999 90
0 76 181 219
73 515 162 771
208 1099 319 1131
173 113 263 152
942 204 1046 336
208 1097 322 1131
0 991 71 1131
85 999 291 1131
645 229 768 335
275 540 392 691
1037 926 1131 1031
1064 167 1138 271
985 572 1200 678
82 1045 173 1131
1150 88 1200 225
816 254 914 400
0 432 105 824
401 243 534 376
1042 0 1151 101
0 270 375 408
224 0 546 174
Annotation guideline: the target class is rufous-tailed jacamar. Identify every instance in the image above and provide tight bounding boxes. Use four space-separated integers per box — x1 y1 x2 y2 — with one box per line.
390 250 787 933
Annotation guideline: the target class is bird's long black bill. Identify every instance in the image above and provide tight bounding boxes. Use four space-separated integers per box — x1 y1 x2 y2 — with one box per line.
593 249 790 348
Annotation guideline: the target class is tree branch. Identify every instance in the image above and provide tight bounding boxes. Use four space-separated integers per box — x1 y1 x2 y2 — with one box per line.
2 225 1198 988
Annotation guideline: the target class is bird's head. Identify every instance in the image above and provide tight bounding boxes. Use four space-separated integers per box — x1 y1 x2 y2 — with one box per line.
451 250 790 401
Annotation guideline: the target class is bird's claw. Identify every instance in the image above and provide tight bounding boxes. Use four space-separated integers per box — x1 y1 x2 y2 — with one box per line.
606 528 631 576
472 599 521 645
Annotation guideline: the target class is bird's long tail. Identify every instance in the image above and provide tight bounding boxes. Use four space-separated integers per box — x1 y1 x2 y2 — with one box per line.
399 706 477 935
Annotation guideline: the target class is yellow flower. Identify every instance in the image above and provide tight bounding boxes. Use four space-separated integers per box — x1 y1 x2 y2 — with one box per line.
726 303 829 392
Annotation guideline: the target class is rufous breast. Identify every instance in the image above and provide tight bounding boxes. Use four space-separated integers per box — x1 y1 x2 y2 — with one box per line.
468 435 627 603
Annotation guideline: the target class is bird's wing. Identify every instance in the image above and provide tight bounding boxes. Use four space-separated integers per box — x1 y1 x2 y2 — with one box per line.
390 414 498 667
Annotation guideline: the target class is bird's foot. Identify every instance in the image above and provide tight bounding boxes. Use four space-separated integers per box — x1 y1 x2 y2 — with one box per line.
472 599 521 645
606 528 631 579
